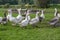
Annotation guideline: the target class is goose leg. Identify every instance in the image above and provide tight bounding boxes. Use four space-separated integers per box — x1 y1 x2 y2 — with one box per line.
20 26 27 29
32 24 39 28
12 23 16 26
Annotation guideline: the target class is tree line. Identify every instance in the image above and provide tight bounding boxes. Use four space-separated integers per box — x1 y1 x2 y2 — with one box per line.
0 0 60 8
0 0 18 5
0 0 59 5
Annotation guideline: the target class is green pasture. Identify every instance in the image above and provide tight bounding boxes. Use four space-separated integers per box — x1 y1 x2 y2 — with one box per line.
0 8 60 40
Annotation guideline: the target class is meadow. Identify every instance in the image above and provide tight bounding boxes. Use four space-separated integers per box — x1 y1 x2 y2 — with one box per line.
0 8 60 40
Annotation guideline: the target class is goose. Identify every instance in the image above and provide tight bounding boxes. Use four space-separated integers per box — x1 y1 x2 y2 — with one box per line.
39 10 45 22
16 8 23 23
20 10 30 27
49 8 59 26
29 11 40 25
7 9 18 25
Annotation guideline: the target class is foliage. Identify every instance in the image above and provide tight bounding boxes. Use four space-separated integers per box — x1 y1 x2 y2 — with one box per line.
4 3 10 8
0 0 18 5
21 0 33 4
33 0 50 8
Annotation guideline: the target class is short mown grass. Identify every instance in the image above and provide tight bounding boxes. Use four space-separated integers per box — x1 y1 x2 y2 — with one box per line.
0 8 60 40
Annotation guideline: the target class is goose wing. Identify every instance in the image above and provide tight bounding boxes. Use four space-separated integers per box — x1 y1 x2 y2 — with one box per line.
20 20 29 26
29 18 39 24
49 17 59 25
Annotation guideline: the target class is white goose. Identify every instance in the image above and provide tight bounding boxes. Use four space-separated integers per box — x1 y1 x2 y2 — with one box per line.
7 9 18 25
29 11 40 25
39 10 45 22
49 8 59 26
20 10 30 27
16 8 23 23
40 10 45 19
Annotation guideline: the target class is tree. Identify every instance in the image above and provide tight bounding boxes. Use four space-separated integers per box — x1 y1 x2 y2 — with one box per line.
0 0 18 5
19 0 33 5
33 0 50 8
18 0 22 5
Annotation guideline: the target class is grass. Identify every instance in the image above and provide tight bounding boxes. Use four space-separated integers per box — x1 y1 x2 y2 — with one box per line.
0 8 60 40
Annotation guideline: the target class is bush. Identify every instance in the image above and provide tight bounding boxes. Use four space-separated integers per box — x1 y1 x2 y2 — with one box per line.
33 0 50 8
25 4 36 9
0 5 4 8
4 3 10 8
10 5 21 8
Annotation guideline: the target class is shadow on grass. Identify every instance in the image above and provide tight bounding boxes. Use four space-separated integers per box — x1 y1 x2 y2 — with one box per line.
0 38 1 40
0 28 7 31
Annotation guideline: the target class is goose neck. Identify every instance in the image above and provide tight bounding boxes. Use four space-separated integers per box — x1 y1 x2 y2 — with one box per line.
25 13 29 20
25 15 28 20
36 12 39 17
42 10 44 14
54 9 57 16
19 11 21 15
8 11 12 15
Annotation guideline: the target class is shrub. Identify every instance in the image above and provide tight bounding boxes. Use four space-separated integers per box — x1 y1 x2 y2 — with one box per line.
4 3 10 8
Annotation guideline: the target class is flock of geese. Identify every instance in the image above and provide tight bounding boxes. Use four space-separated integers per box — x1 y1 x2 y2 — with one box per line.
0 8 60 28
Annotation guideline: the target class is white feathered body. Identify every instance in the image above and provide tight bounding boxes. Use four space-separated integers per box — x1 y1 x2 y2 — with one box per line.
16 8 24 23
29 17 39 24
20 16 30 27
49 17 59 25
7 9 18 24
16 15 23 23
7 14 12 20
